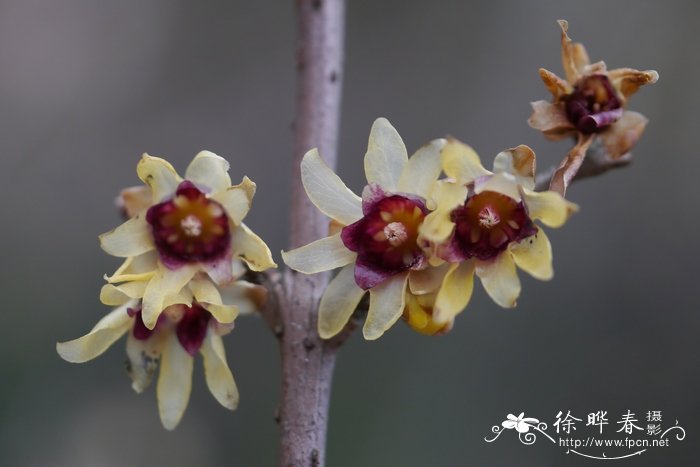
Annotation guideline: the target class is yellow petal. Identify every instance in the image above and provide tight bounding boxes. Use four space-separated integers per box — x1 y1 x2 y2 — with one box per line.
363 271 409 340
231 223 277 272
522 188 578 228
105 252 158 284
100 282 147 306
200 330 239 410
510 227 553 281
157 331 194 430
407 263 449 295
137 154 182 202
493 145 536 190
184 150 232 194
474 172 521 201
99 214 154 258
318 263 366 339
126 327 164 393
364 118 408 191
476 253 521 308
210 176 256 225
301 148 363 225
56 304 133 363
419 181 467 243
142 263 199 329
441 138 490 183
282 233 355 274
397 138 445 199
162 286 194 308
189 277 238 324
117 186 152 218
218 280 267 316
434 260 475 323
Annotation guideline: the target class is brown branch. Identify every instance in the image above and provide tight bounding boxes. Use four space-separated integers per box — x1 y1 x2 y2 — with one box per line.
535 138 633 192
275 1 346 466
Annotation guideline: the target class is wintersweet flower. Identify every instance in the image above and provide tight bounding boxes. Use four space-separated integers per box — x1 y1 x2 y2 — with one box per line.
420 140 577 323
57 276 266 430
528 20 658 193
99 151 276 330
282 118 445 340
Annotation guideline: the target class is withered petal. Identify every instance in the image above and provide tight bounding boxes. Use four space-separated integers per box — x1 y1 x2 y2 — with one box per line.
600 110 649 159
528 100 576 140
608 68 659 101
549 134 594 196
558 19 590 84
538 68 572 102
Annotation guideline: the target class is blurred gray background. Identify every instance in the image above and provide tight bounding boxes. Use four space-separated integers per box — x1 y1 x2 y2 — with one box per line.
2 0 698 465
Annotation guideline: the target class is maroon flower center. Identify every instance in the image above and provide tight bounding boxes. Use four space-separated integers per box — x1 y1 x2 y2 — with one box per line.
565 75 622 133
341 194 427 290
450 190 536 261
129 303 212 356
146 181 230 266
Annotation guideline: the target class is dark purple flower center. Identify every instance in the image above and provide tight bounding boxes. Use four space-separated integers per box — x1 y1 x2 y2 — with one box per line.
565 75 622 133
146 181 230 266
175 303 212 356
129 303 212 356
341 193 427 290
450 190 536 261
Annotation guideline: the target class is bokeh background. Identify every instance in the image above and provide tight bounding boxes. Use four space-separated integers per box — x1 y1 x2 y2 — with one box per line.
2 0 698 465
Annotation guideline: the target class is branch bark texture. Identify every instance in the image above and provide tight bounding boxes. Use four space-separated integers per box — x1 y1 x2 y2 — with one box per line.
277 1 345 466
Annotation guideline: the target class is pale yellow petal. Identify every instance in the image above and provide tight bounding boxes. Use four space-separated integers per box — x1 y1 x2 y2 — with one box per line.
363 271 409 340
105 252 158 284
364 118 408 191
301 148 362 225
218 281 267 316
184 150 232 194
157 331 194 430
99 214 154 258
397 138 445 199
142 263 199 329
231 223 277 272
493 145 536 190
282 233 355 274
419 182 467 243
137 154 181 202
162 286 194 308
476 253 521 308
126 327 164 393
210 176 256 225
434 261 475 323
522 188 578 228
474 173 521 201
318 263 366 339
189 277 238 324
56 304 133 363
441 138 490 183
117 185 152 218
510 227 553 281
408 263 449 295
200 330 239 410
100 282 147 306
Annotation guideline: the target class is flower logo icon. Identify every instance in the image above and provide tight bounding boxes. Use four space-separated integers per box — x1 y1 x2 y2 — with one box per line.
502 413 540 433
